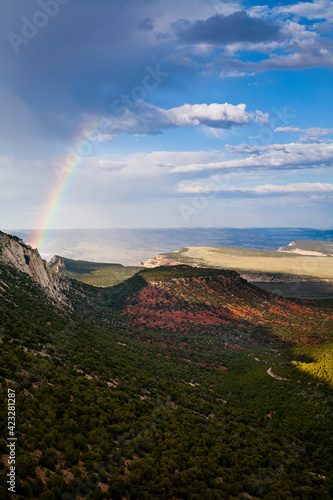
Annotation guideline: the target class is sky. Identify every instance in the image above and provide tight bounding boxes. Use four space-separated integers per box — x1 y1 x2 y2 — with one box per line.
1 0 333 240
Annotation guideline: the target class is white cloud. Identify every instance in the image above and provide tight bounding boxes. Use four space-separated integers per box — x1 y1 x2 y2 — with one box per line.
275 126 333 136
224 40 287 57
281 20 318 41
103 101 263 134
212 1 243 17
275 126 333 144
192 43 215 55
220 70 256 78
306 127 333 136
225 143 286 154
179 5 333 76
275 126 303 133
171 142 333 172
177 180 333 195
86 150 226 177
222 36 333 73
247 5 272 18
92 133 116 142
277 0 333 22
254 110 269 125
165 103 250 126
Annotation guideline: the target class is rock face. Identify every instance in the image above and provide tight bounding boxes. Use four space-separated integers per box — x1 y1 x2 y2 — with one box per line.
277 240 333 257
143 254 196 268
49 255 66 273
0 232 69 305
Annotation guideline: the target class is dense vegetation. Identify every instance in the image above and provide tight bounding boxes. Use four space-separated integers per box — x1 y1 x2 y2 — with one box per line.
0 259 333 499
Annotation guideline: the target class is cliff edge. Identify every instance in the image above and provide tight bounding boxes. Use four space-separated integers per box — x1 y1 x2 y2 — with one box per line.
0 231 69 305
277 240 333 257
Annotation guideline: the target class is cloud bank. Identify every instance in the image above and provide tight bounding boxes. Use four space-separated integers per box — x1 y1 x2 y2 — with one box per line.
103 102 266 134
177 181 333 196
177 11 281 44
171 142 333 172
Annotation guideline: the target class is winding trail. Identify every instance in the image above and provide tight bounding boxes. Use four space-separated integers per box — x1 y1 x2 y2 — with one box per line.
267 367 289 381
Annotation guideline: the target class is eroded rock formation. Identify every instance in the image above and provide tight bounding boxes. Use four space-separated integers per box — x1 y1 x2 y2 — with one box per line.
0 232 69 305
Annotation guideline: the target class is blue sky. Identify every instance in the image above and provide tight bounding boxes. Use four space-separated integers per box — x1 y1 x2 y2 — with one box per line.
1 0 333 230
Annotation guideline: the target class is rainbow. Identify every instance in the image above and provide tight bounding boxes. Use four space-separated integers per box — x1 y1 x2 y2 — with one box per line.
31 117 102 253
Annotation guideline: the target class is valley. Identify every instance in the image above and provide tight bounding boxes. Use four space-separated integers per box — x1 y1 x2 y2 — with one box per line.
49 256 139 288
0 232 332 499
50 241 333 300
3 0 333 498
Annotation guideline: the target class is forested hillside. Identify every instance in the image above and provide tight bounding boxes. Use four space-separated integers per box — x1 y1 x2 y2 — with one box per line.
105 266 333 342
0 247 333 498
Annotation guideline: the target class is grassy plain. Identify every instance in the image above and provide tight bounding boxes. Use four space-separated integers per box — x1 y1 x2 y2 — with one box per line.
163 246 333 279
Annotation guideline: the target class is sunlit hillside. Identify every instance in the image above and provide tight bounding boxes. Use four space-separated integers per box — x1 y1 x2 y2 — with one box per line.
162 246 333 279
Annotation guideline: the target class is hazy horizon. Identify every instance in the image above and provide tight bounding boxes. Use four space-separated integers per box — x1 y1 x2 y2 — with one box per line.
6 227 333 265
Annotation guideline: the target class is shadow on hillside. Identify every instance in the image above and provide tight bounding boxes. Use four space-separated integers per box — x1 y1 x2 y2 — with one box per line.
252 280 333 300
93 271 289 350
70 262 123 274
68 266 333 380
100 274 149 310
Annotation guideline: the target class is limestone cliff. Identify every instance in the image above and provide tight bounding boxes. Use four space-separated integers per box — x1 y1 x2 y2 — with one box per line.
143 254 194 268
277 240 333 257
49 255 66 273
0 231 69 305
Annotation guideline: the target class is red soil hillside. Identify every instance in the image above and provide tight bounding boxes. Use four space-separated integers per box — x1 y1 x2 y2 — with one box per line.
118 266 333 344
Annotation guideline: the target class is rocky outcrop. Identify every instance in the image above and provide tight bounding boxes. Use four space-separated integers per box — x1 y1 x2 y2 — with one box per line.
143 254 199 268
49 256 66 273
0 232 69 305
277 240 333 257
